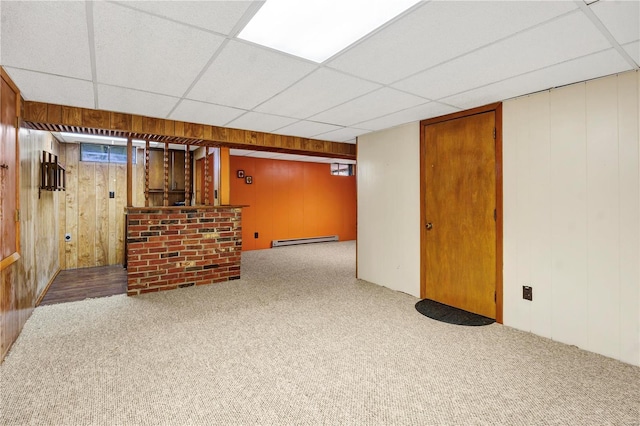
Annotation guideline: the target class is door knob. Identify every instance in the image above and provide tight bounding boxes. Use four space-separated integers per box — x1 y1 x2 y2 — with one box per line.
426 222 433 230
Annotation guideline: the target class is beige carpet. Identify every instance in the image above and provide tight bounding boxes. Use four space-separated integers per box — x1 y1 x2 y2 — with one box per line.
1 241 638 425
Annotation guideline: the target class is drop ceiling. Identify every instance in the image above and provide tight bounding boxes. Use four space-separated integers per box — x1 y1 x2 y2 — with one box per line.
1 0 638 147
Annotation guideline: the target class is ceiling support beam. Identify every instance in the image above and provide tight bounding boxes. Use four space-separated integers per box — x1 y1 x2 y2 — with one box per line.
22 101 356 159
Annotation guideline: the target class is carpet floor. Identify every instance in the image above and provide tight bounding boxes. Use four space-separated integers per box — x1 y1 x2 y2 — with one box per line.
1 241 638 425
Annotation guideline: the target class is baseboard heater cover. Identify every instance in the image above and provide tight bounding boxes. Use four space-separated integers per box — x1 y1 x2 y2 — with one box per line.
272 235 338 247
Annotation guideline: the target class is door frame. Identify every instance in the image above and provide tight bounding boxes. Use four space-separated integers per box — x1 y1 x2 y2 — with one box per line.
419 102 503 323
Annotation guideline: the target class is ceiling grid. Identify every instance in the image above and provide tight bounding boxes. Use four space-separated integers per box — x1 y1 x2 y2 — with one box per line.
1 0 637 150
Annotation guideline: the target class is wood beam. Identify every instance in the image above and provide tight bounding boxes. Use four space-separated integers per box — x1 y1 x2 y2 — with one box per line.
22 101 356 159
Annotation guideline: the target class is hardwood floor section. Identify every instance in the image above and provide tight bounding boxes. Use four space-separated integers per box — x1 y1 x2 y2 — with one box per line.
39 265 127 306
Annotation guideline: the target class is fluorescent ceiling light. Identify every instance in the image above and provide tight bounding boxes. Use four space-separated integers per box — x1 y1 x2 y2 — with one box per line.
238 0 420 63
59 132 145 145
60 132 126 143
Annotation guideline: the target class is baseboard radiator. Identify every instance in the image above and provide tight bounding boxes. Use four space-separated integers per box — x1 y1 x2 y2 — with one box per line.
272 235 338 247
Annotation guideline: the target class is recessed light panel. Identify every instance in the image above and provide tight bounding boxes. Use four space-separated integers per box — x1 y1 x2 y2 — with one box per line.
238 0 420 63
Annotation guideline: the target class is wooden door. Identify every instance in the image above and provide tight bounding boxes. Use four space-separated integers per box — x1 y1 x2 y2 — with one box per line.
1 71 19 266
423 111 496 318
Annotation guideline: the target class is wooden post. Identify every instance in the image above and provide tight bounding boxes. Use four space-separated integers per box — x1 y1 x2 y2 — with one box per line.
184 145 191 206
126 136 132 207
163 142 169 207
144 140 150 207
220 147 230 205
204 147 210 205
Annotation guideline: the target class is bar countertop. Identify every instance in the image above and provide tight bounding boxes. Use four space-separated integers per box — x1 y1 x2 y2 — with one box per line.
126 205 246 212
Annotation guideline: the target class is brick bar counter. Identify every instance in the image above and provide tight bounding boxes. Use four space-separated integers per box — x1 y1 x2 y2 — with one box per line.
125 206 243 296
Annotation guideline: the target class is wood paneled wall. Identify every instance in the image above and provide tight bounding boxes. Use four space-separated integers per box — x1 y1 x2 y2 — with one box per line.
230 157 356 251
59 144 144 269
503 71 639 366
1 129 61 361
357 122 422 298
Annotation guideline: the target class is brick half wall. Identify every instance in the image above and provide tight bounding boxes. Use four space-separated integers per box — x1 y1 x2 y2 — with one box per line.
126 206 242 295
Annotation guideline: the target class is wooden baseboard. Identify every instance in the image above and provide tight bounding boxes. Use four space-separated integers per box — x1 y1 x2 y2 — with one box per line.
36 268 61 306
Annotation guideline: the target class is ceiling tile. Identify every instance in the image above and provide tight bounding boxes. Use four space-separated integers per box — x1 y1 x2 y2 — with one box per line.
354 102 459 131
313 127 371 142
393 11 611 101
590 0 639 45
93 2 225 97
326 1 578 84
310 88 426 127
226 111 299 133
187 41 316 109
254 68 381 119
4 68 94 108
97 85 179 118
623 40 640 65
441 49 631 110
169 100 246 126
275 121 343 138
112 1 258 35
0 1 92 79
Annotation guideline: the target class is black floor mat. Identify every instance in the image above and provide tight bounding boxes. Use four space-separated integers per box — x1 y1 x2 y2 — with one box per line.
415 299 495 326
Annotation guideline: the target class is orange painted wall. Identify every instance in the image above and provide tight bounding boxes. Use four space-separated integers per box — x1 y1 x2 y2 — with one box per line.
229 157 356 251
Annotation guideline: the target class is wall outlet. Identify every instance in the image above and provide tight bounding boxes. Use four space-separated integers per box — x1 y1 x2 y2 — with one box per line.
254 232 259 239
523 286 533 301
109 191 115 199
64 233 71 242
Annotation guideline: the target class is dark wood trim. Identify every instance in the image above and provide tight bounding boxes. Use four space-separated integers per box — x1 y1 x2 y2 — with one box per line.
35 268 61 306
22 101 356 160
419 102 503 323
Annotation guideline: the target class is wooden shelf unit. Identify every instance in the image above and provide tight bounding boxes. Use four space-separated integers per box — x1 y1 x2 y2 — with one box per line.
40 151 65 196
